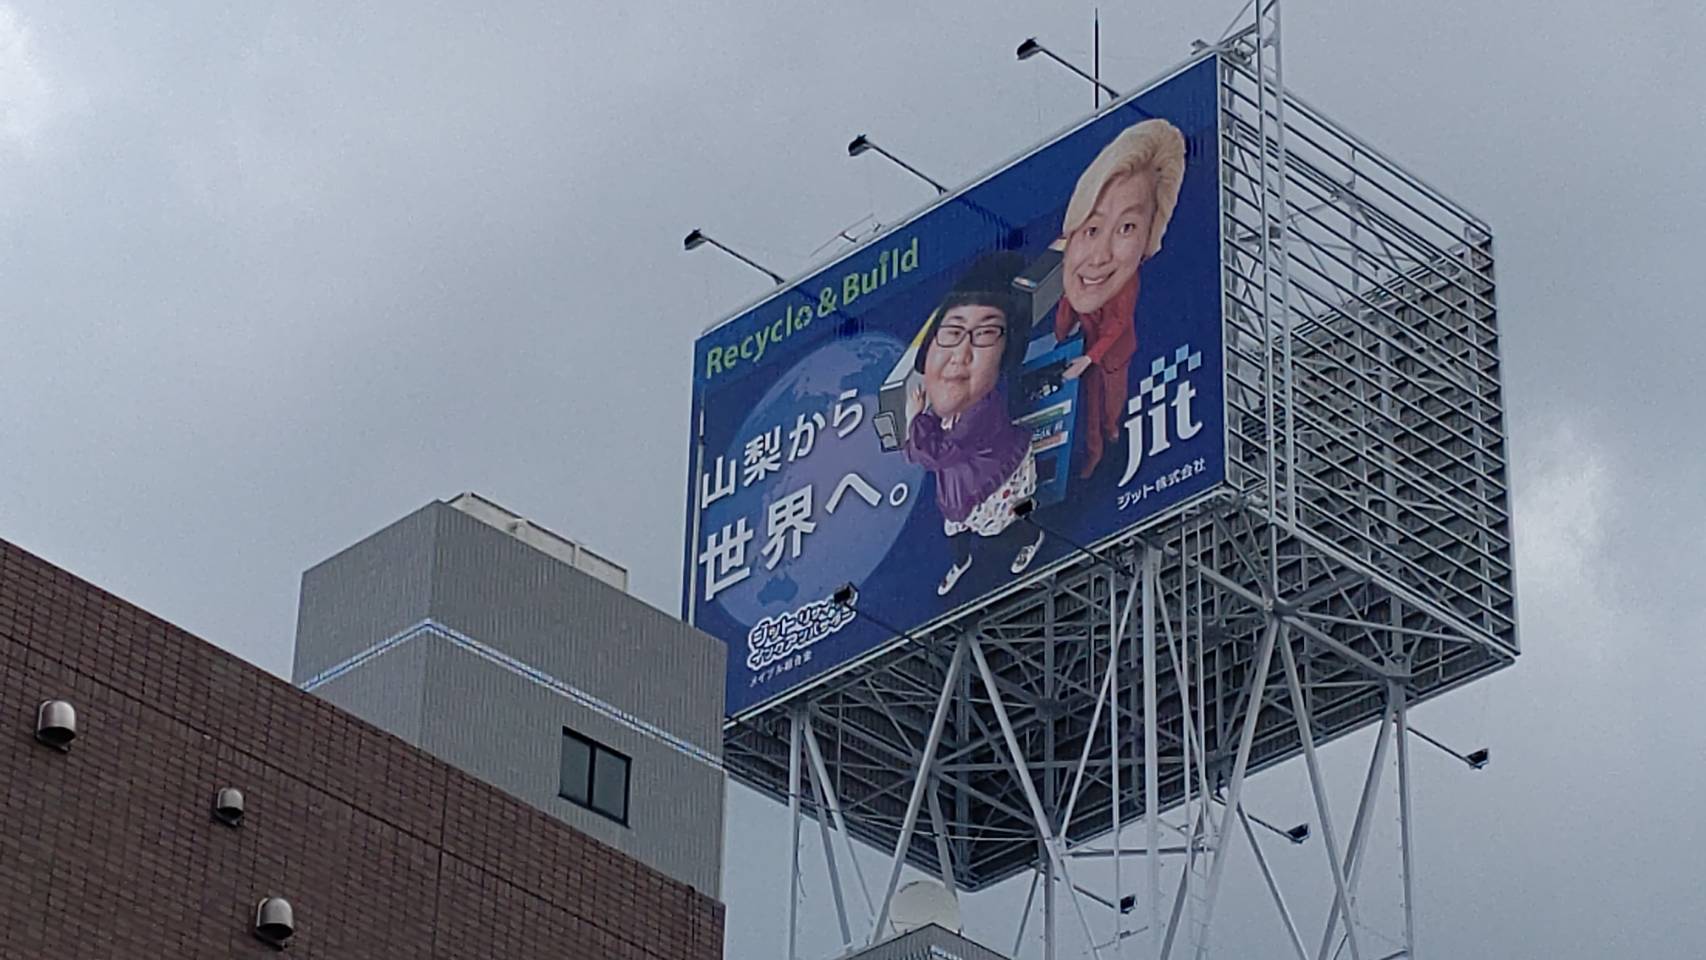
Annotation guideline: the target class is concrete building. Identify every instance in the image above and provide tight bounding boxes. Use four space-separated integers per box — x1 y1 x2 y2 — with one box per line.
0 534 723 959
292 494 726 897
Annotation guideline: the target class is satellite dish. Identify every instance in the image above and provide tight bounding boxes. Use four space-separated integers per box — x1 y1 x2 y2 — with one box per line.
890 879 961 935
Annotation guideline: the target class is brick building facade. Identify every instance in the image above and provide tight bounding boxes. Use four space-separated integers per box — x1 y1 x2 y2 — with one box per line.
0 537 724 959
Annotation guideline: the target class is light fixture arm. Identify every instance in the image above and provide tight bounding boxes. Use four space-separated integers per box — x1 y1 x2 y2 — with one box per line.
849 135 948 195
1406 725 1490 770
870 142 947 195
1019 38 1121 99
683 229 786 285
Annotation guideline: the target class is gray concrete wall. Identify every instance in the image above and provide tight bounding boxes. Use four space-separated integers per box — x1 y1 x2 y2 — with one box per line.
427 505 724 755
291 498 727 898
293 505 438 683
419 642 725 897
310 637 431 744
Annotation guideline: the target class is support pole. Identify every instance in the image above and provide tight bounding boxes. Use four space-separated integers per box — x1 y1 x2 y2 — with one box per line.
870 638 968 945
1279 631 1364 960
1143 547 1163 956
1394 681 1418 959
1044 843 1058 960
788 709 803 960
1188 617 1281 960
1109 569 1125 958
971 639 1103 958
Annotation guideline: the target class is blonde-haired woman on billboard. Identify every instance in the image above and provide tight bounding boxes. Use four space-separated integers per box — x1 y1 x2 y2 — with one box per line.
1054 117 1186 479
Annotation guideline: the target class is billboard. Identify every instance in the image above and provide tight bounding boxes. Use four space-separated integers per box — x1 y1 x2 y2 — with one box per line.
685 57 1224 717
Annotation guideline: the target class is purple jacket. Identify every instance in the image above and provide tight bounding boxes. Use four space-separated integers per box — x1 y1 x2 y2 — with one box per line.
904 389 1030 524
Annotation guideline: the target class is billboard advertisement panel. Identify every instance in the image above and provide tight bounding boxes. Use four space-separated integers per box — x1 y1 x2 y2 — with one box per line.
685 57 1224 717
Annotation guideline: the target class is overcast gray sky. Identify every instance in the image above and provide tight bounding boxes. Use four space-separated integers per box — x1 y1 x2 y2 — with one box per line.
4 2 1704 957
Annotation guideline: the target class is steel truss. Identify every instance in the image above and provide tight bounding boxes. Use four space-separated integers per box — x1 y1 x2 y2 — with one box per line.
727 11 1513 958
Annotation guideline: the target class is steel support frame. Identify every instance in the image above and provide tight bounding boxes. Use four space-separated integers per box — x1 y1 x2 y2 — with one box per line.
728 7 1503 957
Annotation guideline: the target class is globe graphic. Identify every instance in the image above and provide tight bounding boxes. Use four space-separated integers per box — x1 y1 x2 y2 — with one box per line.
709 332 925 628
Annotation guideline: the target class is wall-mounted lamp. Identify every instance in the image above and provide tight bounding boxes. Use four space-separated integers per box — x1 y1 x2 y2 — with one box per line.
683 229 786 285
1015 37 1121 99
847 134 948 195
1409 726 1490 771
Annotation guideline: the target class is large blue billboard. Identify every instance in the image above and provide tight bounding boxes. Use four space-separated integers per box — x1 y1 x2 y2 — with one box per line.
685 57 1224 717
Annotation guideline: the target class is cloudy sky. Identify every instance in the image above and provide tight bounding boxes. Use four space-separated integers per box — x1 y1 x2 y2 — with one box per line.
4 1 1704 957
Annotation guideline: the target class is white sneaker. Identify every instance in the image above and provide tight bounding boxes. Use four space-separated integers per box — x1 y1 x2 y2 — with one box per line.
937 555 972 595
1010 530 1045 574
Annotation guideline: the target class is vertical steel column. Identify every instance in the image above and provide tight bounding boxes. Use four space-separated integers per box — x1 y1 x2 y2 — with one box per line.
1142 547 1163 955
788 709 803 960
1278 631 1363 960
1187 617 1280 960
870 638 968 945
1394 680 1418 959
1043 842 1058 960
1109 569 1124 958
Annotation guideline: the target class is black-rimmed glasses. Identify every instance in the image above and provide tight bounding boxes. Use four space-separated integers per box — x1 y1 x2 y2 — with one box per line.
935 325 1007 348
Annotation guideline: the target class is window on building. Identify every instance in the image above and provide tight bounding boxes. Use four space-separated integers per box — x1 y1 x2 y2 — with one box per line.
558 728 630 825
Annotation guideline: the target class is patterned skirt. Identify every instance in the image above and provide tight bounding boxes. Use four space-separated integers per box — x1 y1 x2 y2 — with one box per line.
943 451 1038 538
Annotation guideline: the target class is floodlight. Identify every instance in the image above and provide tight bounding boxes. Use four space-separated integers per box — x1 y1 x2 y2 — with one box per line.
1013 36 1121 98
1013 498 1036 519
1408 726 1492 771
832 583 858 607
844 134 948 195
681 228 786 285
1285 823 1310 844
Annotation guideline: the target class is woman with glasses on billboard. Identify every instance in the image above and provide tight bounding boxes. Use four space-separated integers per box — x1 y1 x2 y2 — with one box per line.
904 253 1046 596
1054 118 1187 479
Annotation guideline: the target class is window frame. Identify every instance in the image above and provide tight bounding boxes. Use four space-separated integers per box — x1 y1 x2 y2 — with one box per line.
558 727 631 826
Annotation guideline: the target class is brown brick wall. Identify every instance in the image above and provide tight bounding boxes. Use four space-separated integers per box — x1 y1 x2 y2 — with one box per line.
0 539 724 959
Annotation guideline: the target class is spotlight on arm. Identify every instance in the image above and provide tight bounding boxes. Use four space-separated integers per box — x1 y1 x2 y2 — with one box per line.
1285 823 1310 844
844 133 947 195
1408 726 1492 771
1013 36 1121 99
681 227 786 285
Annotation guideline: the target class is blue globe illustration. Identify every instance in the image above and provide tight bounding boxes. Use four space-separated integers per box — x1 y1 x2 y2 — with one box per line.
709 332 924 628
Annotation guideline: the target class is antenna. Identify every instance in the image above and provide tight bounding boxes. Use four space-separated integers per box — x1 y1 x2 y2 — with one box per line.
1094 8 1101 109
